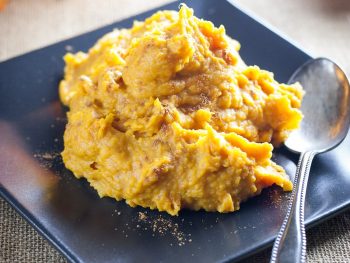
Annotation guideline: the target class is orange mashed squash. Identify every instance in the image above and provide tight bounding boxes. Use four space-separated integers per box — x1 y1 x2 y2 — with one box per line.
59 5 304 215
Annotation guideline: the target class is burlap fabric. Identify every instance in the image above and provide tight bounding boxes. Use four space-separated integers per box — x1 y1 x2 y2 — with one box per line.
1 0 350 262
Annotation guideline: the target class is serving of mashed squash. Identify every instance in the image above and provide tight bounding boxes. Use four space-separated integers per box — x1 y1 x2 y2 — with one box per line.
59 5 304 215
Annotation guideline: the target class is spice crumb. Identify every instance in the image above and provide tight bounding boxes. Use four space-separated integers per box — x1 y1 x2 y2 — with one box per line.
135 213 190 246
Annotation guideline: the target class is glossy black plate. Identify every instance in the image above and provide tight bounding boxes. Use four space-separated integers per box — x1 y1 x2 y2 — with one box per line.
1 0 350 262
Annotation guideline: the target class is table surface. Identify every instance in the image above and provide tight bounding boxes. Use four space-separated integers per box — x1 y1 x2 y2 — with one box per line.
1 0 350 262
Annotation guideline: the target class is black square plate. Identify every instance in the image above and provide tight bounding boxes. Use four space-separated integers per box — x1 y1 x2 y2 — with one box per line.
1 0 350 262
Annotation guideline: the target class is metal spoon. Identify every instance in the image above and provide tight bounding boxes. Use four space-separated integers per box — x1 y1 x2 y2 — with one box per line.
270 58 350 263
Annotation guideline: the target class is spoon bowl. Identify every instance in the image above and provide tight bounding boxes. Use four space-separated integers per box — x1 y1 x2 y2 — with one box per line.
270 58 350 263
285 58 350 153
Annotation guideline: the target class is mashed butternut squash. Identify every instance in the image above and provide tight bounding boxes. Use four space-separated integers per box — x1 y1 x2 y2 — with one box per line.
59 5 304 215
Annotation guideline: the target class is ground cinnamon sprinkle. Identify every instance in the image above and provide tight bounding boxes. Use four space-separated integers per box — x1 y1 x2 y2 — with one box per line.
33 151 62 170
138 212 147 221
136 211 190 246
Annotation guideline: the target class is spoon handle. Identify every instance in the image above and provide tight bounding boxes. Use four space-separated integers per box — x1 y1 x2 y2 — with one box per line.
270 151 315 263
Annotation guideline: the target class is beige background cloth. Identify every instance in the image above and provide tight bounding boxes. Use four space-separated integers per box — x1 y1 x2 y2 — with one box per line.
1 0 350 262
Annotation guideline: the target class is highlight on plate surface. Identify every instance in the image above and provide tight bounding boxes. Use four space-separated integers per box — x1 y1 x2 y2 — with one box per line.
59 4 304 215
